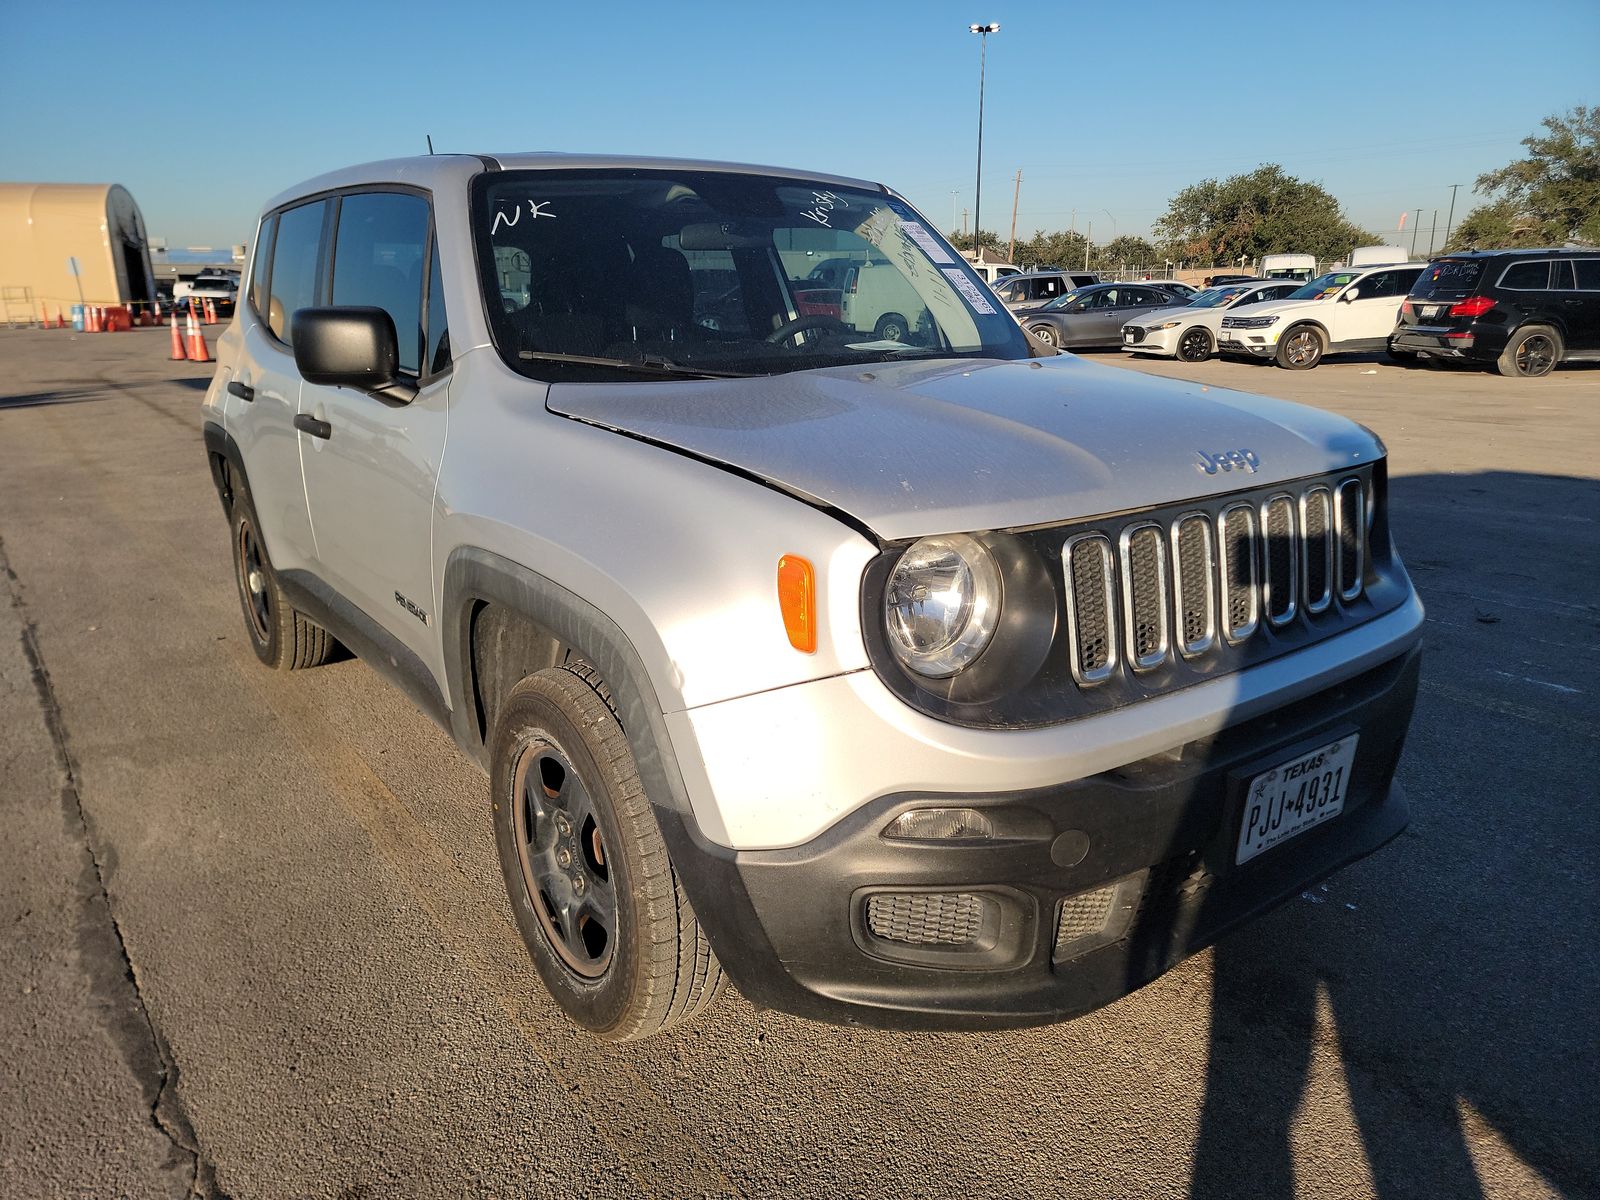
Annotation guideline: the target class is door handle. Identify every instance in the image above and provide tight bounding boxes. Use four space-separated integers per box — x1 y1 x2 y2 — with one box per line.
227 380 254 402
293 413 332 440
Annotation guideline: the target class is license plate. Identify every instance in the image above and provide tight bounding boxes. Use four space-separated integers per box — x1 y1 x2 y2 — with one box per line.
1123 331 1135 343
1235 735 1358 865
1422 304 1443 319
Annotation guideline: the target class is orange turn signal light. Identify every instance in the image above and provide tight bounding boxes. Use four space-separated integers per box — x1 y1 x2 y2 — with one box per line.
776 555 817 654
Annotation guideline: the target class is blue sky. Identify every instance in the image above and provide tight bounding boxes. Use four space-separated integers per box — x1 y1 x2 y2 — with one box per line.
2 0 1595 251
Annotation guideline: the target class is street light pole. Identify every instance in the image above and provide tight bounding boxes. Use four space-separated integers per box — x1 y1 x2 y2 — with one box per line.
968 23 999 256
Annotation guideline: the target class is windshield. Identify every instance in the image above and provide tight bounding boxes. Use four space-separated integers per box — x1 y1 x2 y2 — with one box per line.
472 170 1031 378
1041 290 1083 311
1286 271 1359 301
1185 285 1250 309
1410 259 1486 300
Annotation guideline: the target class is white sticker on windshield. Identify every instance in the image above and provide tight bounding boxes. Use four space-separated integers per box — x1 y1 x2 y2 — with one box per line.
941 268 997 315
898 222 956 264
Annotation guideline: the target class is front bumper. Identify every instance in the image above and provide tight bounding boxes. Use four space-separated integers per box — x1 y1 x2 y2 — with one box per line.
658 643 1420 1030
1122 325 1178 355
1219 332 1279 357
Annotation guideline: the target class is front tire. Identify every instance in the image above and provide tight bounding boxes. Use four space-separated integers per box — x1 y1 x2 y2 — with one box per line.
229 483 335 670
1176 326 1213 362
491 665 725 1041
1497 325 1562 378
1275 325 1325 370
1028 324 1058 348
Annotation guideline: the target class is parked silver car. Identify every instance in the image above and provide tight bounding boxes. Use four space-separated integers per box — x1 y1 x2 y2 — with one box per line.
202 153 1422 1040
1019 281 1190 349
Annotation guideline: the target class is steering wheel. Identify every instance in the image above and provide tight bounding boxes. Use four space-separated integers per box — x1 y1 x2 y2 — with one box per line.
765 314 851 345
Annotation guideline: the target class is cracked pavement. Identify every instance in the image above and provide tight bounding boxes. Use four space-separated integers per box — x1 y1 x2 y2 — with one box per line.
0 327 1595 1199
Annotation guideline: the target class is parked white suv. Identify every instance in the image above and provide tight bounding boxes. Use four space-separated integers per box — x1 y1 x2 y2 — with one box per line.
1219 263 1425 369
201 153 1422 1041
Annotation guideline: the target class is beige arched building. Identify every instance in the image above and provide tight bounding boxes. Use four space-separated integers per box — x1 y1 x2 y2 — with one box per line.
0 183 156 322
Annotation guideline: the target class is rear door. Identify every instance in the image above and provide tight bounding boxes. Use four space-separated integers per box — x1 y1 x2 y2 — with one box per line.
1567 259 1600 351
296 189 452 680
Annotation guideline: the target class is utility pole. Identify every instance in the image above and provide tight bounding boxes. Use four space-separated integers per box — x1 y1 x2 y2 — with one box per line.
951 191 960 238
1410 208 1423 256
1444 183 1462 249
963 208 969 238
1084 220 1092 272
1428 209 1438 256
1007 169 1022 265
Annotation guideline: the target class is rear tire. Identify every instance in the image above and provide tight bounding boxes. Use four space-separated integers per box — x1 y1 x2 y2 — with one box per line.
1275 324 1325 370
229 482 335 670
873 313 908 342
491 664 725 1041
1497 325 1562 378
1176 326 1213 362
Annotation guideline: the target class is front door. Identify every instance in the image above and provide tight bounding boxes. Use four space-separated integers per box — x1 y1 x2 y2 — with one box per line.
296 191 451 681
1336 268 1421 348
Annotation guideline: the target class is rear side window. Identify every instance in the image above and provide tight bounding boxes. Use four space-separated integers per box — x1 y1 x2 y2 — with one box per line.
268 200 329 342
331 192 430 376
1410 259 1484 300
248 216 275 319
1499 260 1551 290
1577 260 1600 290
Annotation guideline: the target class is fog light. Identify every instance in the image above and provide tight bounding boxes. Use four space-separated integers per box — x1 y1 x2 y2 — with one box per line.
865 892 987 946
883 807 994 842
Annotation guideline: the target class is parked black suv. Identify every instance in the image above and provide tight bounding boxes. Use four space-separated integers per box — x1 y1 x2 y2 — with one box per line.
1390 249 1600 377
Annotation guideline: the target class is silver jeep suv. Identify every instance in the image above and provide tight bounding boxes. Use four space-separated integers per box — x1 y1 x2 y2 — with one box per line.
202 153 1423 1040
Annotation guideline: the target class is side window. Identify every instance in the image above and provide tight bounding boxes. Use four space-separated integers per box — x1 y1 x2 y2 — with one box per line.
424 240 450 376
1549 261 1576 290
1577 260 1600 291
330 191 430 375
1359 272 1398 298
248 215 275 321
268 200 329 343
1500 260 1551 290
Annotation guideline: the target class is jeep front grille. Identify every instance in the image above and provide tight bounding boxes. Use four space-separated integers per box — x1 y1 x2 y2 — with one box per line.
1060 474 1369 686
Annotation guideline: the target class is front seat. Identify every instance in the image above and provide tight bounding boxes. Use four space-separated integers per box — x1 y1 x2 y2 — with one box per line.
617 245 695 346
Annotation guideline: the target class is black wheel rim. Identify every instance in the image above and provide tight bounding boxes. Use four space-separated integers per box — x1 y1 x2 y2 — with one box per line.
235 518 271 643
1516 334 1554 376
1179 329 1208 360
512 744 616 979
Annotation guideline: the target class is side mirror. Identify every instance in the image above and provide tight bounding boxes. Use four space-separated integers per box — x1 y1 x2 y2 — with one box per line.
292 307 416 404
1340 287 1360 303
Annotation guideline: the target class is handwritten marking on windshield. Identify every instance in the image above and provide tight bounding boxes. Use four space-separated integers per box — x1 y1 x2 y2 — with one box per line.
491 200 558 234
799 190 848 228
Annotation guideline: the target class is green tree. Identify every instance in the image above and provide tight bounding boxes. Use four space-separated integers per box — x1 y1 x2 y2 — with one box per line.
1153 165 1373 263
1446 106 1600 250
1015 228 1090 269
947 229 1002 253
1094 235 1158 270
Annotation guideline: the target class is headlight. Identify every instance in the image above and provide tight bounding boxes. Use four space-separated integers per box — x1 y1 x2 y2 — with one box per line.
1260 315 1280 326
1149 319 1181 330
884 534 1001 677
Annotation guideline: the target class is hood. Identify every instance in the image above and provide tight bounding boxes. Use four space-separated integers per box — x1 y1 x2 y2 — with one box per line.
1225 295 1328 318
546 355 1381 542
1124 304 1195 329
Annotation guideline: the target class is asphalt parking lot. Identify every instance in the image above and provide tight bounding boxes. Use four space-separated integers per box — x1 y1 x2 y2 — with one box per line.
1 327 1596 1200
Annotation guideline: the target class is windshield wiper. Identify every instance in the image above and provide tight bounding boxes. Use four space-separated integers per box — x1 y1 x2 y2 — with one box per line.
516 349 758 379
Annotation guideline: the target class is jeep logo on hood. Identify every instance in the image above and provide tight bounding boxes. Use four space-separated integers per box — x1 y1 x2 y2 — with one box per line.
1196 448 1261 475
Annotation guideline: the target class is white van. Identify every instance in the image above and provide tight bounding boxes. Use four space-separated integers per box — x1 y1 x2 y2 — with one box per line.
1259 253 1316 281
839 259 932 342
1348 246 1409 268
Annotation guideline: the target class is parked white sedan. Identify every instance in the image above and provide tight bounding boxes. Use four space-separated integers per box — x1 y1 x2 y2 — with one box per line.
1121 280 1301 362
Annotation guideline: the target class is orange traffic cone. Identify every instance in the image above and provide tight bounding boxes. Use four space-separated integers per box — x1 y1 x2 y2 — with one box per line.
186 311 212 363
204 297 217 325
170 313 188 360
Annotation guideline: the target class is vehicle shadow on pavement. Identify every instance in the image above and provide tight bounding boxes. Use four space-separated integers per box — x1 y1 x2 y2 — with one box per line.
1175 468 1599 1199
0 388 106 410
